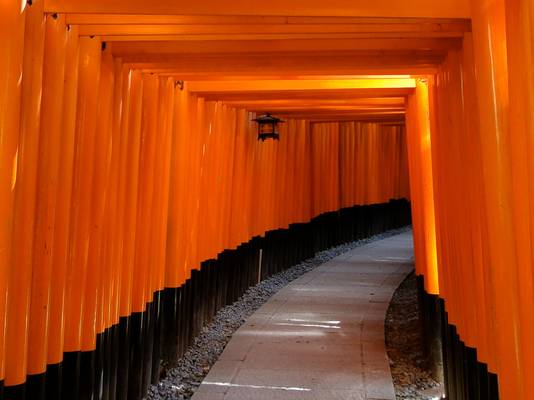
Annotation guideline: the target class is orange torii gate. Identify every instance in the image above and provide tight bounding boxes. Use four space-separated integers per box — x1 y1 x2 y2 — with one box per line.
1 0 533 399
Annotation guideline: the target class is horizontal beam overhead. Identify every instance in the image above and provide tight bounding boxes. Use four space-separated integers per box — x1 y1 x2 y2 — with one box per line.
123 52 442 76
77 22 470 37
246 106 405 113
97 32 465 42
261 111 406 119
109 38 461 54
221 97 406 107
189 88 413 101
66 14 470 26
45 0 470 18
309 117 405 123
186 79 416 93
275 108 405 114
141 69 438 80
189 80 409 119
45 6 462 124
299 114 406 122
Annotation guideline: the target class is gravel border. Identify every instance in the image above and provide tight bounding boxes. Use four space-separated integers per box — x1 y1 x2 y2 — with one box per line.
385 272 443 400
148 226 411 400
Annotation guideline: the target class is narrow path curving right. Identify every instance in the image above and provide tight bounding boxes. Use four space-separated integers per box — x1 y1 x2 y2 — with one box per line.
192 231 414 400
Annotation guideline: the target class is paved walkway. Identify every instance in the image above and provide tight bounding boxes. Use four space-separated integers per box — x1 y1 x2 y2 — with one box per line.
192 231 414 400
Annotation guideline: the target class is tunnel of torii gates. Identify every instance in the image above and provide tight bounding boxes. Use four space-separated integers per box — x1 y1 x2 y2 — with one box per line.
0 0 533 399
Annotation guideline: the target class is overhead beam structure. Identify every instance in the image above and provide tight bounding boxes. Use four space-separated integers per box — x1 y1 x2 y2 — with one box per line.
45 0 470 18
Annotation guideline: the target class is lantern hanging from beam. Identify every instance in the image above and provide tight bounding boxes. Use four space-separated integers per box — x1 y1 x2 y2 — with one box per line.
253 113 284 141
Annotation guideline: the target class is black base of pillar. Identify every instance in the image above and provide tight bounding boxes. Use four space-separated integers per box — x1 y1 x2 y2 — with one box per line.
4 383 25 400
417 276 500 400
45 363 61 400
116 316 130 400
62 351 80 400
26 373 45 400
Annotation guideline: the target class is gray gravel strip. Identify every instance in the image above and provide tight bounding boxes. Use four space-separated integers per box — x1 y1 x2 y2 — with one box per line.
148 227 411 400
386 272 444 399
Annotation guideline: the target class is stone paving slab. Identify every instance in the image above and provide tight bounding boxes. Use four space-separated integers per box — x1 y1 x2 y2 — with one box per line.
192 231 413 400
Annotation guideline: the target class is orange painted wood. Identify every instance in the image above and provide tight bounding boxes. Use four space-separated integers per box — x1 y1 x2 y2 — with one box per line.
0 0 26 383
5 0 45 385
405 79 438 294
119 70 143 317
76 22 470 38
469 0 522 397
27 13 67 375
44 0 470 18
109 37 460 55
63 36 102 353
81 47 114 350
152 77 175 292
132 74 159 313
8 2 534 396
0 2 25 379
505 0 534 390
47 24 80 365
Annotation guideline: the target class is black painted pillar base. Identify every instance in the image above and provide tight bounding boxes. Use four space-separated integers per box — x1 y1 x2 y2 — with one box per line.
79 350 95 400
109 324 120 399
62 351 80 400
26 374 45 400
116 316 130 400
418 275 500 400
127 311 145 400
46 363 63 400
151 291 163 384
3 383 25 400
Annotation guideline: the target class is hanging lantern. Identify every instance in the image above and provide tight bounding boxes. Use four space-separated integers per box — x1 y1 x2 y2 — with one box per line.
253 113 284 141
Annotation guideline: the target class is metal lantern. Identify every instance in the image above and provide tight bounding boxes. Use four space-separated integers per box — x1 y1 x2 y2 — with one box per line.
253 113 284 141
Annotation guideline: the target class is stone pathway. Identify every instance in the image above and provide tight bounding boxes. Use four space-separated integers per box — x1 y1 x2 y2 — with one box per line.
191 232 414 400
